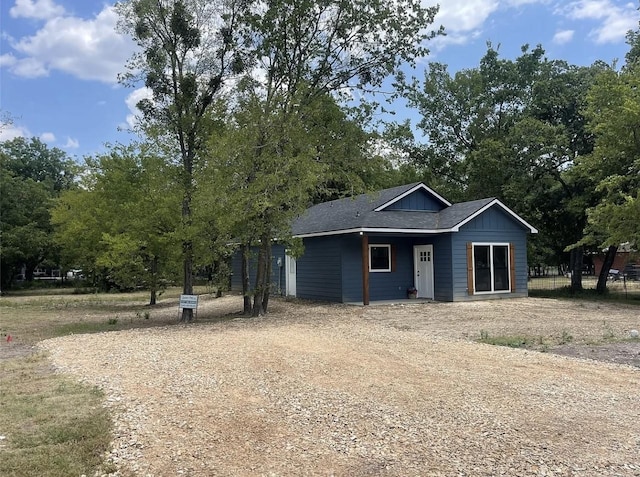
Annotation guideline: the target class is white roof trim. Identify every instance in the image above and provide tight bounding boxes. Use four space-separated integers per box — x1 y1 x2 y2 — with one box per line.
373 183 452 211
293 228 364 238
362 227 451 234
451 199 538 233
294 227 454 239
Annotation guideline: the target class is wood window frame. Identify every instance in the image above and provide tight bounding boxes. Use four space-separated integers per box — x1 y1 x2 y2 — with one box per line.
468 242 513 295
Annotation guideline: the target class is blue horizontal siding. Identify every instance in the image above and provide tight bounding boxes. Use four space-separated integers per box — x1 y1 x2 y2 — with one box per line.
230 200 531 304
297 236 342 302
340 234 453 302
451 205 530 301
340 235 363 302
298 233 452 303
230 244 287 295
367 237 415 300
431 234 453 301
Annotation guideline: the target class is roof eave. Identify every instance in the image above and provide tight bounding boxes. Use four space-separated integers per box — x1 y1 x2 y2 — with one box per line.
293 227 456 239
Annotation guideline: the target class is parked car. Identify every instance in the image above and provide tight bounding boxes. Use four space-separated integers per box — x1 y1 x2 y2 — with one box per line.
608 269 621 281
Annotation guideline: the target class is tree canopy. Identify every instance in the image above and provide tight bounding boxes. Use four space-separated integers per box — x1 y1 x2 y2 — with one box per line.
52 143 181 303
399 43 615 289
0 137 78 288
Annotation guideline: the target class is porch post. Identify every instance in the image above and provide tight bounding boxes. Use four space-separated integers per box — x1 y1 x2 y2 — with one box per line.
361 233 370 305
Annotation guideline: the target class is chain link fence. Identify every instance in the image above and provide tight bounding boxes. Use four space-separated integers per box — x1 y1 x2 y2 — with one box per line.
528 271 640 301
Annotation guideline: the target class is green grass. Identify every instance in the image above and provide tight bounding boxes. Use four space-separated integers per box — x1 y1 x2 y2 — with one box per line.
52 320 123 337
478 330 534 348
0 287 213 476
0 353 114 477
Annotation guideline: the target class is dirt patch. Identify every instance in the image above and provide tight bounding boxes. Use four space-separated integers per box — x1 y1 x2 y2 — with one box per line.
0 342 34 360
551 341 640 368
39 297 640 477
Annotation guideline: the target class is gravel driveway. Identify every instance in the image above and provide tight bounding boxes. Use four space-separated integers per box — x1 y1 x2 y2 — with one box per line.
41 297 640 476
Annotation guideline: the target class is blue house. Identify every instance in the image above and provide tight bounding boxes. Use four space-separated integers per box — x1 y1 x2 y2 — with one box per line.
232 182 538 304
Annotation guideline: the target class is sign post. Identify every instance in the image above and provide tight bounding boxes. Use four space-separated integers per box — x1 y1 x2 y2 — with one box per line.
178 294 199 320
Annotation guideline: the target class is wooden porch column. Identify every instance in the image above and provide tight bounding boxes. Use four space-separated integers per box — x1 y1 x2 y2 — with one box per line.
361 233 369 305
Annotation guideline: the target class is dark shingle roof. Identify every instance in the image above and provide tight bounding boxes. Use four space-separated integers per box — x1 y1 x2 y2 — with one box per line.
291 184 502 236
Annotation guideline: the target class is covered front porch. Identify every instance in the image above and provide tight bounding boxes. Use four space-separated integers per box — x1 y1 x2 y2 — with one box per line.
357 233 449 305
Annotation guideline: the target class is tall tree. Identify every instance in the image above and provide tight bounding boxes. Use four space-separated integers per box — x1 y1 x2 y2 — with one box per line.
0 137 78 288
51 187 104 286
400 45 546 200
213 0 441 315
576 54 640 292
53 143 181 304
401 45 608 290
116 0 247 320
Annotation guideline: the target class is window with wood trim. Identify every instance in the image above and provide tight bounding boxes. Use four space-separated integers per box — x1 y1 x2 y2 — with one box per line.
369 244 392 272
468 243 513 294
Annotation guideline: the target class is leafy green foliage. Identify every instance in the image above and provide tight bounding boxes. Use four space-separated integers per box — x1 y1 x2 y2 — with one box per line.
117 0 250 318
400 44 609 276
52 143 181 303
192 0 442 315
579 63 640 250
478 331 533 348
0 137 78 288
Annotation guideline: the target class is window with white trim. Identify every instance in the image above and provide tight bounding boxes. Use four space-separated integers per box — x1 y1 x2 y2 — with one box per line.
473 243 510 293
369 244 391 272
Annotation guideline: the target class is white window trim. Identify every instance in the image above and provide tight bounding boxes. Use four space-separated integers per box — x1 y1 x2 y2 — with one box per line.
472 242 511 294
369 244 391 272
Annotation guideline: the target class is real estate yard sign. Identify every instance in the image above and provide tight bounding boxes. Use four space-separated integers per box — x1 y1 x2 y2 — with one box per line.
178 294 199 320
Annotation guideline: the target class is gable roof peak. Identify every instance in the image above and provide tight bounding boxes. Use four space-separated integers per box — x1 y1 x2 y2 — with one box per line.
373 182 452 211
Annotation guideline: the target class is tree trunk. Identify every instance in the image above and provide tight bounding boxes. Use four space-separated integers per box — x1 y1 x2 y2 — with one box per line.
252 239 268 317
181 241 194 321
213 260 223 298
241 244 252 315
181 175 194 321
25 264 35 282
570 246 583 293
262 242 272 313
596 245 617 294
149 256 158 306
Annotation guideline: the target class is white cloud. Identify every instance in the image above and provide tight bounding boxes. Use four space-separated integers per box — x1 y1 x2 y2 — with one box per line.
426 0 549 49
0 54 17 68
0 123 30 141
10 57 48 78
427 0 499 47
4 5 137 83
124 87 153 130
63 137 79 149
40 131 56 142
553 29 575 44
434 0 500 33
506 0 549 5
560 0 640 44
10 0 65 20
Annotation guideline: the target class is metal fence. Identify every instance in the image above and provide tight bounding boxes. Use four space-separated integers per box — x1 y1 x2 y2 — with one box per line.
528 273 640 301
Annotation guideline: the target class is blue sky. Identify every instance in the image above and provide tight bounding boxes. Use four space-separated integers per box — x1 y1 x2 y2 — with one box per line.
1 0 639 160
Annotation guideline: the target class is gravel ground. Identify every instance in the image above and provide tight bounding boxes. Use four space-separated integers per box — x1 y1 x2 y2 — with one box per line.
40 297 640 477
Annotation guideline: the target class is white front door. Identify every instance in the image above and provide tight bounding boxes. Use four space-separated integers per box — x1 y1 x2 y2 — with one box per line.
414 245 434 299
285 254 297 297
